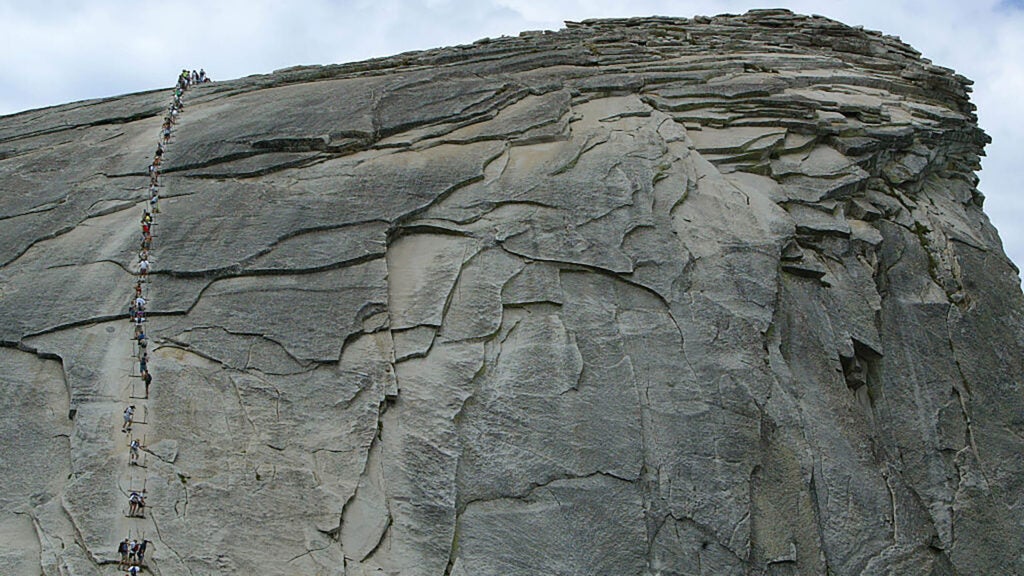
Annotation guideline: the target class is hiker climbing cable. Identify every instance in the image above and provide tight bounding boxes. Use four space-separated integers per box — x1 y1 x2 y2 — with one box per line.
143 370 152 398
128 491 144 517
129 438 140 465
118 538 130 568
137 539 150 565
122 405 135 433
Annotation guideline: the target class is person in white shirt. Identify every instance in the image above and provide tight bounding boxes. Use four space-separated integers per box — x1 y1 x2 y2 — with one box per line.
122 405 135 432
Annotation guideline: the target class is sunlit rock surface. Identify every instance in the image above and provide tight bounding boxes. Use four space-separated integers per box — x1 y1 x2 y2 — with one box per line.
1 9 1022 575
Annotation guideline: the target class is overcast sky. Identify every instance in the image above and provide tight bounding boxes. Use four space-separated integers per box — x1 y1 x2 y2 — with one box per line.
2 0 1022 271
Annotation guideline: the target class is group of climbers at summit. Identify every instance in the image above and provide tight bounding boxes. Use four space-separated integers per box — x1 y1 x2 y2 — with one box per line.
177 68 209 90
113 68 206 575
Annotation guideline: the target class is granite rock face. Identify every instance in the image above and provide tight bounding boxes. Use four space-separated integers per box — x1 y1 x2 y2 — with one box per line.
2 9 1023 575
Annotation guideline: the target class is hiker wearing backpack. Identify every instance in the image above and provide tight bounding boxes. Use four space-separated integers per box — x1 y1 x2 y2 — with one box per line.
122 406 135 433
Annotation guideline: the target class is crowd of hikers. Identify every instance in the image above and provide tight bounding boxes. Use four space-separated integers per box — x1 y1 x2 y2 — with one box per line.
117 537 151 573
116 68 206 574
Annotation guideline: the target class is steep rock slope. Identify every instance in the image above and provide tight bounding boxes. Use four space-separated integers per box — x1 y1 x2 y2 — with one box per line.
1 9 1023 575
